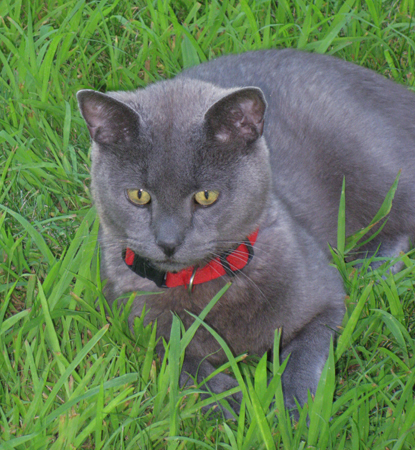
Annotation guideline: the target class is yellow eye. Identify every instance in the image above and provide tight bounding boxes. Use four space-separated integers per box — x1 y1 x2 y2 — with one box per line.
127 189 151 205
194 190 220 206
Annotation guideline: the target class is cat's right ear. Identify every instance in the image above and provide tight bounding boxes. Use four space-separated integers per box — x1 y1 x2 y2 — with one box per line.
77 90 140 146
204 87 267 145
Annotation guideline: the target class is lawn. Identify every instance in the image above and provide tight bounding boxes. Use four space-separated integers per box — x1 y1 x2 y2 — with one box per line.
1 0 415 448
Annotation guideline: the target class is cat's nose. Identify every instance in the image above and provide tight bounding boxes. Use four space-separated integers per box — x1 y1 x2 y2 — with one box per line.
156 238 180 257
154 216 185 257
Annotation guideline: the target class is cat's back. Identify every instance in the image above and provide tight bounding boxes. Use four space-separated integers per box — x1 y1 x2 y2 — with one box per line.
181 49 415 115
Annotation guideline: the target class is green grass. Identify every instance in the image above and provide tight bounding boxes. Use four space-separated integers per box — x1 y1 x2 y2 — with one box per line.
1 0 415 448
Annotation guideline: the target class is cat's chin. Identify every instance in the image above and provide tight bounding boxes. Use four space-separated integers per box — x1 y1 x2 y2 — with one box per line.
151 259 195 273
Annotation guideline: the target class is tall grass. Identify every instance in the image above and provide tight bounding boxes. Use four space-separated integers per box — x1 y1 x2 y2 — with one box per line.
1 0 415 448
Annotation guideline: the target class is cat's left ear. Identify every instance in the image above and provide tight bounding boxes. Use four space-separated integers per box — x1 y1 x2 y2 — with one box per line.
204 87 266 144
77 89 140 146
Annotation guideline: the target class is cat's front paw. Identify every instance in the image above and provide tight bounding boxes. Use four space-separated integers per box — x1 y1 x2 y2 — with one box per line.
180 358 242 419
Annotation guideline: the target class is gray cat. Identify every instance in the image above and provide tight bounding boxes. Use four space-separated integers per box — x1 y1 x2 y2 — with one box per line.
77 49 415 417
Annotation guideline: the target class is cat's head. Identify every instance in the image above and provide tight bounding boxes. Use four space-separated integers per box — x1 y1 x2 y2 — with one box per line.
77 79 271 273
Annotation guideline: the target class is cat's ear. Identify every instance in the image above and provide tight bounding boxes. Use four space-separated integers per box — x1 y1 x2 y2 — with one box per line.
204 87 266 144
77 90 140 145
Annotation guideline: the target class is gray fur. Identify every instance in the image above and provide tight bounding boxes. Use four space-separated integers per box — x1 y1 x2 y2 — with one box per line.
77 49 415 416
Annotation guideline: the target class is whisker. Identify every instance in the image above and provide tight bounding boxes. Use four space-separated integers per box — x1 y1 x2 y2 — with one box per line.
206 250 271 306
197 244 272 267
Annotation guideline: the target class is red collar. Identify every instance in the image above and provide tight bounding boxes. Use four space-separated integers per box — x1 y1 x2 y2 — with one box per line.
123 229 258 289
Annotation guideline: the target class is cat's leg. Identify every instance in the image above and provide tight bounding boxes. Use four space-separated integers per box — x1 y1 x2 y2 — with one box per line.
180 357 242 419
280 307 342 415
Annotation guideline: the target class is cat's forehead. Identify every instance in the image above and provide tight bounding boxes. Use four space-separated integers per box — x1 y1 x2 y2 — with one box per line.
112 79 225 130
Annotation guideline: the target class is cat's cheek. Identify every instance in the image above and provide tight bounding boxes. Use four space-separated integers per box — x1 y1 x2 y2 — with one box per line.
174 223 212 257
